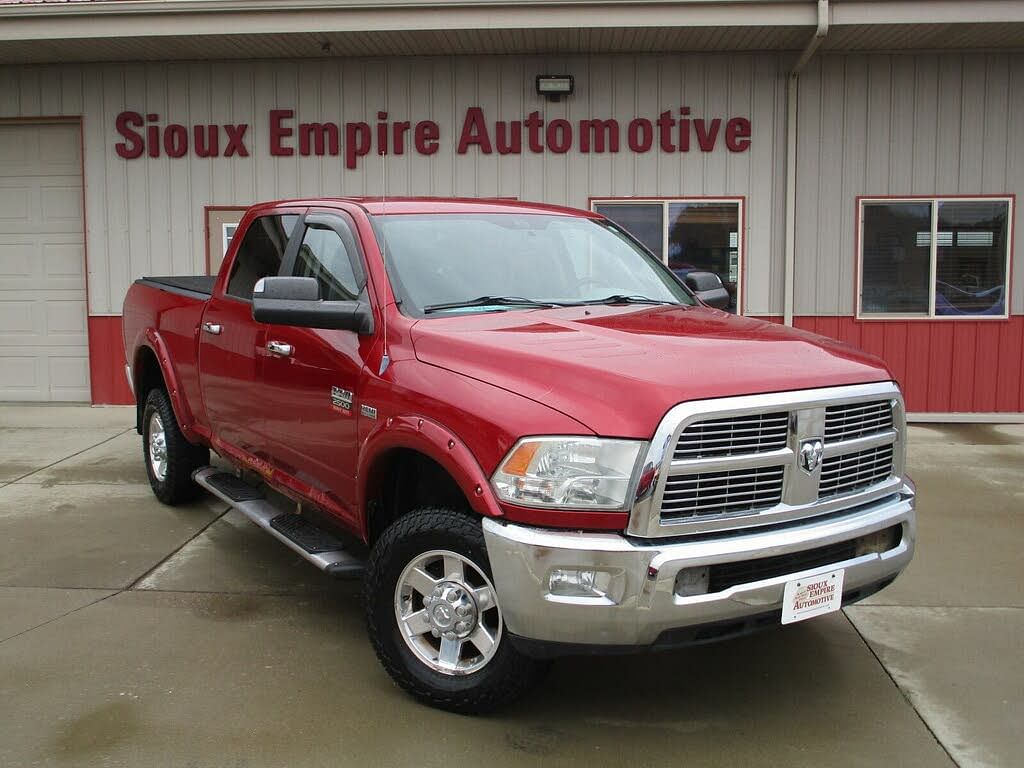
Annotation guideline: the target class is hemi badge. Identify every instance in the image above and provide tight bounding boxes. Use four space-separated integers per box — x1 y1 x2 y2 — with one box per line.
360 404 378 419
331 386 353 410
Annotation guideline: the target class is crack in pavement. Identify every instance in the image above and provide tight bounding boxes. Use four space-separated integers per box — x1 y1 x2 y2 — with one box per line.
842 609 962 768
0 427 136 489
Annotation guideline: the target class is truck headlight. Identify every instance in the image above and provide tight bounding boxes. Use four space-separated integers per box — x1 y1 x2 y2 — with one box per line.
491 437 645 510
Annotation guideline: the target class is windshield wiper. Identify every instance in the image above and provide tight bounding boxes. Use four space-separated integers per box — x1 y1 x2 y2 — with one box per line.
422 295 560 314
577 294 676 306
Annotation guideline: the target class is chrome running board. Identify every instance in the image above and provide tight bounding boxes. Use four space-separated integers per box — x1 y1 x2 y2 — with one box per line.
192 467 364 579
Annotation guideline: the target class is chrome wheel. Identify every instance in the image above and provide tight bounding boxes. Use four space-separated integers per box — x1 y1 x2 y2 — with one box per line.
147 411 168 482
394 549 502 676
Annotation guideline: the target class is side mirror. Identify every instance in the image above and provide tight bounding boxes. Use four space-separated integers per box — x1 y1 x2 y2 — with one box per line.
684 271 730 311
252 276 374 333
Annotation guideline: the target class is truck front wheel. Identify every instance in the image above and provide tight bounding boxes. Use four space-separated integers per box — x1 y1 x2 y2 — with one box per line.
365 508 546 713
142 388 209 505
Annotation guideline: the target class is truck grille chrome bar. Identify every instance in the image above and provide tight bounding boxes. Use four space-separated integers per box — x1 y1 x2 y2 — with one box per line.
673 412 789 459
628 382 906 538
819 444 894 497
661 466 785 522
824 400 894 442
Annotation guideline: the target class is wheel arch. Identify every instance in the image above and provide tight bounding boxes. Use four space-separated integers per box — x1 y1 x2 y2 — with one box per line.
131 331 197 440
358 415 504 545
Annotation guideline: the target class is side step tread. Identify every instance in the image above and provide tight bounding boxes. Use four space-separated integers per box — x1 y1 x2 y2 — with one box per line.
270 512 346 554
204 471 264 502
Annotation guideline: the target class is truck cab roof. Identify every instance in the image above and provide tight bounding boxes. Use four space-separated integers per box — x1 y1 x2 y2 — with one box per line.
247 196 605 218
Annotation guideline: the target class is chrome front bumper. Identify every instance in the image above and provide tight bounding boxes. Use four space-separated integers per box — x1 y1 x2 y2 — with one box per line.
482 484 915 648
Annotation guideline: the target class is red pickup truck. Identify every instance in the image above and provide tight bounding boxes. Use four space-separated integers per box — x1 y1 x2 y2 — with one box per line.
123 197 916 713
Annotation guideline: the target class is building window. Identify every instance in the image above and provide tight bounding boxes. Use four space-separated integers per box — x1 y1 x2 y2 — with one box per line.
859 197 1013 318
592 198 743 313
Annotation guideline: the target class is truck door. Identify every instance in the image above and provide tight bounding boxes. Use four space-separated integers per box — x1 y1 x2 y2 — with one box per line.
260 210 373 526
199 212 301 460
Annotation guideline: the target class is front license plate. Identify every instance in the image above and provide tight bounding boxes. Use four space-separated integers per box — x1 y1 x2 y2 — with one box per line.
781 569 845 625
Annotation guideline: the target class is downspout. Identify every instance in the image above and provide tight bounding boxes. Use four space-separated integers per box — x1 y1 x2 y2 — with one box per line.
783 0 830 326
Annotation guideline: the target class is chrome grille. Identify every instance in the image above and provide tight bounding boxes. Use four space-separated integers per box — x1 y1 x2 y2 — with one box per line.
819 445 894 498
824 400 894 442
673 412 789 459
629 382 906 538
660 466 785 523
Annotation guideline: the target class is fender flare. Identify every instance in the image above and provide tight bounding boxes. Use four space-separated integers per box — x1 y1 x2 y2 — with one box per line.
136 329 199 441
357 414 505 526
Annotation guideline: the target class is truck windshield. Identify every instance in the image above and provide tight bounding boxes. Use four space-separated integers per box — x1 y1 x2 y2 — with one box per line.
373 213 695 316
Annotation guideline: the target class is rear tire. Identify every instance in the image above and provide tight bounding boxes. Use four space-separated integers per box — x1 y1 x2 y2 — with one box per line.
142 388 209 505
365 508 547 714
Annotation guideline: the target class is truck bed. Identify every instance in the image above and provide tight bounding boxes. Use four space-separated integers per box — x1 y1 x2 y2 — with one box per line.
136 275 216 299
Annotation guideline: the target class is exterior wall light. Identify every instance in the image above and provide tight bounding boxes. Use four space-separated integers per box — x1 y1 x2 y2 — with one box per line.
536 75 574 101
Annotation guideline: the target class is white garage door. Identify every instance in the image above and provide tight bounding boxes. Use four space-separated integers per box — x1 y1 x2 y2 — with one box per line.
0 123 89 401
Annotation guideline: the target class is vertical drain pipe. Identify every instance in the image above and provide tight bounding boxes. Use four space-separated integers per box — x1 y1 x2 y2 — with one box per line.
783 0 830 326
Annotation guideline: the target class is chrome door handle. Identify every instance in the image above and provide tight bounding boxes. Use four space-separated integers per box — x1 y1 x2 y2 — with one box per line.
202 322 222 335
266 341 293 357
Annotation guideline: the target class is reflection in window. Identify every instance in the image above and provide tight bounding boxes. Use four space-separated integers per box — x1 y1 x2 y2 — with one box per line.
861 203 931 314
592 199 743 313
859 198 1011 318
593 203 664 259
226 214 299 300
295 225 362 301
668 202 740 313
935 201 1008 316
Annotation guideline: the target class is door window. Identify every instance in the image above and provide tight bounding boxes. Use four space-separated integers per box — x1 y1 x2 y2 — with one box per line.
225 215 299 300
294 222 365 301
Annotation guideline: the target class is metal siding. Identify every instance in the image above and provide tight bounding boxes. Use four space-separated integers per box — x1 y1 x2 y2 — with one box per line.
13 53 1023 322
795 52 1023 316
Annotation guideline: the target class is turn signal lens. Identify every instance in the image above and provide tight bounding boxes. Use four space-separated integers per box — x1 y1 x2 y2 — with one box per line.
502 441 541 476
491 437 645 510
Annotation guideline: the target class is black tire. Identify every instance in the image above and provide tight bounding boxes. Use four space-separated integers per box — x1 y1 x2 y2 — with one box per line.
365 508 547 714
142 387 209 505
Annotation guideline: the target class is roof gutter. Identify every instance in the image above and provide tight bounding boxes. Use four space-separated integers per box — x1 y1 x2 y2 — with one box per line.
783 0 829 326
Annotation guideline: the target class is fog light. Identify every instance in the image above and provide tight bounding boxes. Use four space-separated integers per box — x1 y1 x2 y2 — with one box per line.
548 568 610 598
675 566 710 597
854 525 902 557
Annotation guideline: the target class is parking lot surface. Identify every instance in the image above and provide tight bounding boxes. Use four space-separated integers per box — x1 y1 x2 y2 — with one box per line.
1 405 1021 767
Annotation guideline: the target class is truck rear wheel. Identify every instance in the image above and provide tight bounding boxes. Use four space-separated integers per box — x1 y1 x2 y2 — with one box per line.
142 388 209 505
365 508 546 713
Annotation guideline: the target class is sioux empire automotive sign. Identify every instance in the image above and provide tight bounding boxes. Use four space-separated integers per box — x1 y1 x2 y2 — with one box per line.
114 107 752 168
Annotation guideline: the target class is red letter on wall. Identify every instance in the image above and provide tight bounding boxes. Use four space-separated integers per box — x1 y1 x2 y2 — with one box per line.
457 107 493 154
415 121 440 155
725 118 752 152
115 112 144 159
270 109 294 156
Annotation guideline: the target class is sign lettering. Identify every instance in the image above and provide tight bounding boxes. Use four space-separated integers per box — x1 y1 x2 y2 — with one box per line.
115 107 751 166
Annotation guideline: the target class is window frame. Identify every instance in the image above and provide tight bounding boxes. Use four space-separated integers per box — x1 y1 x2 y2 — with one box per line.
856 194 1015 321
588 196 746 315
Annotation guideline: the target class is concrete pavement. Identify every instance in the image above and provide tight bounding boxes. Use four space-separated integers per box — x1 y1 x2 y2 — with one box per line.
0 404 1021 767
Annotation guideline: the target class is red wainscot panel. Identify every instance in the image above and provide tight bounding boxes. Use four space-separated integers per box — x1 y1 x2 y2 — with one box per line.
87 316 134 405
752 316 1024 414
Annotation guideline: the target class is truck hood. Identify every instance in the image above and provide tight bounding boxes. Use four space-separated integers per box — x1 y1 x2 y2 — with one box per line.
410 305 893 438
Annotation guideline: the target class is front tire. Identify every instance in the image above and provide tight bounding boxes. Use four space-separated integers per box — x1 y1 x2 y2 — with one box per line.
142 388 209 505
365 508 546 714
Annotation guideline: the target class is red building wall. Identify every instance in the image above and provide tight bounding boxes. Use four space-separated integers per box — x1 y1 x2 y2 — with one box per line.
760 316 1024 414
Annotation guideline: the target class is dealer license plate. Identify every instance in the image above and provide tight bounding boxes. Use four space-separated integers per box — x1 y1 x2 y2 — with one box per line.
781 569 845 625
